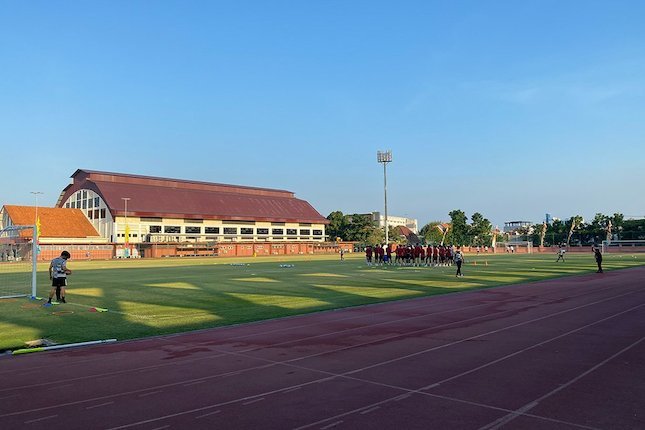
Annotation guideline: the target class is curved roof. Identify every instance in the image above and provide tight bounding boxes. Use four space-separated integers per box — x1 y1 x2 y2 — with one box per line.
57 170 329 224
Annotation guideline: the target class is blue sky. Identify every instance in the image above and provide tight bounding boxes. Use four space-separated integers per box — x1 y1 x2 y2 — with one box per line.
2 1 644 227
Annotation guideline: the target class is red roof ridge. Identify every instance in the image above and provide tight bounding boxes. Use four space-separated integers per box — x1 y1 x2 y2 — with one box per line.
74 169 294 196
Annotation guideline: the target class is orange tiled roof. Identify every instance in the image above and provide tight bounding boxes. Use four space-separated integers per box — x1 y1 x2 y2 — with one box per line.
3 206 100 238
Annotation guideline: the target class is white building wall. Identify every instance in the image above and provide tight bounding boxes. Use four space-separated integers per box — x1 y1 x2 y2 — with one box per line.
371 211 418 233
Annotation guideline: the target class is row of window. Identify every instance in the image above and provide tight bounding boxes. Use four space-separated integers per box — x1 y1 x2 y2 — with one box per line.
87 209 107 220
67 196 101 210
146 225 323 235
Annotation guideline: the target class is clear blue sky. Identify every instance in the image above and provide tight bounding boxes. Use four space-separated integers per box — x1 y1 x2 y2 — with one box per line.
2 1 644 228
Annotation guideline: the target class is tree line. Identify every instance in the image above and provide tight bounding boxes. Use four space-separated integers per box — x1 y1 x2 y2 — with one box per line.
326 210 494 247
327 210 645 247
519 213 645 247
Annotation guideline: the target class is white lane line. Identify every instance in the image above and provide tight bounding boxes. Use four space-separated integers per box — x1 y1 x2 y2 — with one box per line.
422 301 645 390
283 387 302 393
24 414 57 424
2 267 632 382
360 406 380 415
9 287 637 428
478 402 538 430
393 394 411 401
138 391 161 398
85 401 114 410
0 279 612 396
150 426 169 430
195 410 221 419
320 421 344 429
339 290 642 376
477 336 645 430
290 295 645 430
242 398 265 405
5 285 642 430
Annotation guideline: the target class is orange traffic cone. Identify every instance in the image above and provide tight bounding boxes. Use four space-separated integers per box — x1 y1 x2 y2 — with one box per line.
485 260 488 266
474 260 477 266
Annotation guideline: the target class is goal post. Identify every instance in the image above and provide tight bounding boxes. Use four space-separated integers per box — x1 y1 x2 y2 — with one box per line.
495 241 533 254
0 225 38 299
601 239 645 254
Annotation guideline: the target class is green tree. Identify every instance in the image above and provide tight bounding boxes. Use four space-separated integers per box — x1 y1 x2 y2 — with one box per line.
448 210 469 246
388 225 407 245
588 213 609 243
622 218 645 240
345 213 376 243
611 213 625 239
326 211 349 241
470 212 493 246
419 221 445 245
365 226 385 246
528 223 545 247
549 219 566 245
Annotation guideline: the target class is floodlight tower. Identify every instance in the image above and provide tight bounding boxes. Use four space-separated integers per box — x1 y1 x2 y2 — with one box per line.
377 150 393 245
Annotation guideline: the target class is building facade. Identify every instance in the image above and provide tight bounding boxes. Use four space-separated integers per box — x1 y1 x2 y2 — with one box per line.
55 170 329 244
370 211 418 234
503 220 533 233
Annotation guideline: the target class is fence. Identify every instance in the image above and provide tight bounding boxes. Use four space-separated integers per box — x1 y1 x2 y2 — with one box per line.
33 241 356 260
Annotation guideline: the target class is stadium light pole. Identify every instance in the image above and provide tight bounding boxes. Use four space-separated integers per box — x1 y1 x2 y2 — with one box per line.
30 191 43 298
121 197 131 246
30 191 44 225
377 150 393 245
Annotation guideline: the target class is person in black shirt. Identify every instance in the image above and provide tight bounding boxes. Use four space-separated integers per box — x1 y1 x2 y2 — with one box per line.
594 247 603 273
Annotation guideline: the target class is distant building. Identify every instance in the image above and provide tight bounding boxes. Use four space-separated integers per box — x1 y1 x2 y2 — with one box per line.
545 213 553 224
370 212 418 233
503 220 533 233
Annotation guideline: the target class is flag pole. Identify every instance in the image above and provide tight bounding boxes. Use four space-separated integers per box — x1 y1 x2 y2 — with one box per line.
30 191 43 298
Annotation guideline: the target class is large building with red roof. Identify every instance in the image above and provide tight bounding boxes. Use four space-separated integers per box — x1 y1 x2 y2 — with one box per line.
54 169 329 244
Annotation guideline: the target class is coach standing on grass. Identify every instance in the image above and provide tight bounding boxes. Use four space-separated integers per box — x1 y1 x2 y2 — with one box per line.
454 249 464 277
47 250 71 305
594 247 604 273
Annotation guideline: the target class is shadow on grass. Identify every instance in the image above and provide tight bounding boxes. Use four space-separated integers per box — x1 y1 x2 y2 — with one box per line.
1 254 643 351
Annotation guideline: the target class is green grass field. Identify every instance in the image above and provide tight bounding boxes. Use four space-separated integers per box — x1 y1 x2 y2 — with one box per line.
1 252 643 352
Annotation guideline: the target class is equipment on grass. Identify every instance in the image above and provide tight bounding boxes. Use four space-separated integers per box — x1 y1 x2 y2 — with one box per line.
601 240 645 254
12 338 117 355
0 225 38 299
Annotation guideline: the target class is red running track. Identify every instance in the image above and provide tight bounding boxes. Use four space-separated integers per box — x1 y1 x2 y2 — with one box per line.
1 267 644 430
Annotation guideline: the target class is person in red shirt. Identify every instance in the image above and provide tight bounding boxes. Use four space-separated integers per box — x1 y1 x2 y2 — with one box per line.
365 246 373 266
439 246 446 266
385 244 392 265
375 244 383 266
